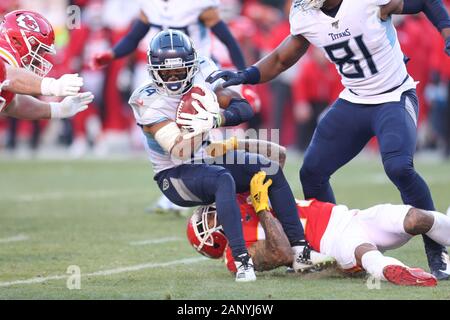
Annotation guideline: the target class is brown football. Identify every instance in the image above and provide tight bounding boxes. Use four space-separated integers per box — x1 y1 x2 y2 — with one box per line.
176 86 207 128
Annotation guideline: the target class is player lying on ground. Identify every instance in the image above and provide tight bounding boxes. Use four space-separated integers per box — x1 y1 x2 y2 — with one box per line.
207 0 450 279
128 29 330 282
189 170 450 286
0 10 92 120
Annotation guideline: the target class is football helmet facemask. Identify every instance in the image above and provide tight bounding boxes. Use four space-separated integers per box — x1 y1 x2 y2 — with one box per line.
186 205 228 259
147 29 199 96
0 10 56 77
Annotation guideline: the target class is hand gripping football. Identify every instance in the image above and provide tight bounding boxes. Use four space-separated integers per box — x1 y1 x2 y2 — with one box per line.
176 86 208 128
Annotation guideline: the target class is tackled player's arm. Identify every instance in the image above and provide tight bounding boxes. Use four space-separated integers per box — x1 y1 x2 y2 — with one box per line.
237 139 287 168
246 172 293 272
247 211 293 272
208 88 287 165
143 120 204 161
256 34 310 83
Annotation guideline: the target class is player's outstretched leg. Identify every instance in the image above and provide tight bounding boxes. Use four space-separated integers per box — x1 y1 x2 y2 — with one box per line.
356 245 437 287
377 90 449 280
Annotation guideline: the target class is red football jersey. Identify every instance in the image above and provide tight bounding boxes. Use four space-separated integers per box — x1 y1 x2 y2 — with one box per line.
224 196 335 272
0 37 20 110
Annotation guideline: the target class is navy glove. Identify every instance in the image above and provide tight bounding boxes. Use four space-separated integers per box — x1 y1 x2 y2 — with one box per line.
446 37 450 56
206 66 261 88
206 70 247 88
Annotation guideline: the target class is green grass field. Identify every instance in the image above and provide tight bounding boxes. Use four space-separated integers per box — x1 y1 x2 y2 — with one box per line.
1 154 450 300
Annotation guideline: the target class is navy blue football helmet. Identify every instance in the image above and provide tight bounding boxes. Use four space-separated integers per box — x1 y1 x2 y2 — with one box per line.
147 29 199 95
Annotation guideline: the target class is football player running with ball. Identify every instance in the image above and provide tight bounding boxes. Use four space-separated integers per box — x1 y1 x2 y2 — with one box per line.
208 0 450 280
128 30 330 282
92 0 247 216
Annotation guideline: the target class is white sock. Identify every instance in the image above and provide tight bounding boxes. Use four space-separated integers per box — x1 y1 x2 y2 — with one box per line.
291 246 304 261
361 250 405 281
426 211 450 246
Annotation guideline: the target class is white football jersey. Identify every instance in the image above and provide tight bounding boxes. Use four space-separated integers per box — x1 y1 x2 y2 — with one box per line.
129 57 221 174
290 0 417 104
138 0 219 58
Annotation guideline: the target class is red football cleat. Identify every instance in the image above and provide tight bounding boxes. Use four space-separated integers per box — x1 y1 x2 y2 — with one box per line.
383 265 437 287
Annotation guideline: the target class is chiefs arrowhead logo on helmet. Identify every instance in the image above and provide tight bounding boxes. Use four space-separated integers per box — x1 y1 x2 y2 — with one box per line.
16 14 41 32
0 10 56 77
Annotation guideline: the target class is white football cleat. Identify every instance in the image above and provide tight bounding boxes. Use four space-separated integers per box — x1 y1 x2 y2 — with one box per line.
292 243 335 272
234 253 256 282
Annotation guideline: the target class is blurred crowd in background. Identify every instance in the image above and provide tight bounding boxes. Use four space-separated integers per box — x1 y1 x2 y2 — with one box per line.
1 0 450 159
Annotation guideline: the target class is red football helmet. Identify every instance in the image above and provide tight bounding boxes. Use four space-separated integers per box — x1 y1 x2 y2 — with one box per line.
241 85 261 113
0 59 7 111
186 205 228 259
0 10 56 76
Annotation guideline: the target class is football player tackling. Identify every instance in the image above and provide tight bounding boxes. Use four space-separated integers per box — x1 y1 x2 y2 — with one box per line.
208 0 450 280
0 10 92 120
128 29 330 282
189 170 450 287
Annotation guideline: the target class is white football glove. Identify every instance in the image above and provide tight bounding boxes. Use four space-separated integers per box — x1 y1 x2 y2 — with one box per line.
50 92 94 119
176 101 221 140
190 85 220 114
41 74 84 97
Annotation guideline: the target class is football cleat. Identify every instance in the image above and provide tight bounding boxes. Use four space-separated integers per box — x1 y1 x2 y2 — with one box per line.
431 252 450 281
234 253 256 282
292 243 335 272
383 265 437 287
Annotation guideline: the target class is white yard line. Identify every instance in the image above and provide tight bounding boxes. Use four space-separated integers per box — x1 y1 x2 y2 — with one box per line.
129 237 182 246
0 234 29 244
0 257 206 288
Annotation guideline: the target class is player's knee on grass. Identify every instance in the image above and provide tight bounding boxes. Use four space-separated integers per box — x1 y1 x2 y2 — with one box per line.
403 208 434 235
